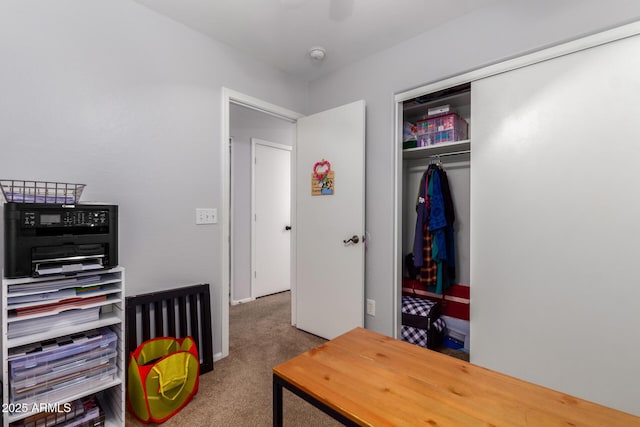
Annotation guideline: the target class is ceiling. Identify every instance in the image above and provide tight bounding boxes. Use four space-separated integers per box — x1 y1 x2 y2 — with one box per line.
133 0 500 81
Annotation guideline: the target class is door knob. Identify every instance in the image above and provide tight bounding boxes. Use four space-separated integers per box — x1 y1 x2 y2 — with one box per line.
343 235 360 245
285 225 292 231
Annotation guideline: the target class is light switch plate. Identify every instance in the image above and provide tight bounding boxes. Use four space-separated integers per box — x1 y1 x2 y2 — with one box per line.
196 208 218 225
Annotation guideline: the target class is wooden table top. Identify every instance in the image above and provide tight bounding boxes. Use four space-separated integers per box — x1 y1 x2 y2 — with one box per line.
273 327 640 426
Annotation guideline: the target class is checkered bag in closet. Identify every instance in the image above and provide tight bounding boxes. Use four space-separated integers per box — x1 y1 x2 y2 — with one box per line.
401 319 446 348
401 295 444 349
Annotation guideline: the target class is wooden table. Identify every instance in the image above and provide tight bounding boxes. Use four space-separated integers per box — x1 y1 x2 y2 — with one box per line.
272 327 640 426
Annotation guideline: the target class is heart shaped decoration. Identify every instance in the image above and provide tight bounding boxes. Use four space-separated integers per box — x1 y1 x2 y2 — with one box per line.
313 160 331 181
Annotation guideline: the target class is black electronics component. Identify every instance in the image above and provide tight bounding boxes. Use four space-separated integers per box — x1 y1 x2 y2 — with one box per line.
4 203 118 278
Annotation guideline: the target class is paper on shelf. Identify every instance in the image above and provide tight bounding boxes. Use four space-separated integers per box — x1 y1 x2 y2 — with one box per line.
14 295 107 317
8 288 77 305
8 274 104 296
7 308 101 339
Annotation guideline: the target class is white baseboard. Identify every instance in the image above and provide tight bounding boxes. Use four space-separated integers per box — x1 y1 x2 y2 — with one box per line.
231 297 254 305
214 352 225 362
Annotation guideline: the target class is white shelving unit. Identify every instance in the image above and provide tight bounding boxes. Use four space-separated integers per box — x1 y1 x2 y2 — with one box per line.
1 267 125 426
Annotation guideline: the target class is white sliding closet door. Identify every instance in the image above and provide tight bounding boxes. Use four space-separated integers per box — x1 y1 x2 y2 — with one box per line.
471 34 640 415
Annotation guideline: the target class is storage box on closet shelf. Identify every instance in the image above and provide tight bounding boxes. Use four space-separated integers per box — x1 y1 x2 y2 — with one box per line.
415 111 468 147
0 180 85 204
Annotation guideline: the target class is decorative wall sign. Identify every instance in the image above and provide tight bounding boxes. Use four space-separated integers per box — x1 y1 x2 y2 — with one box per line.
311 159 334 196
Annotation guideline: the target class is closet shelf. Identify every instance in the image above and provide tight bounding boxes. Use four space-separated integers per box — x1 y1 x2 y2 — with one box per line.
402 139 470 160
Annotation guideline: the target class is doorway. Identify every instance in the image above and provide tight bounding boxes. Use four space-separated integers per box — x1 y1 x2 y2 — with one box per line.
229 105 296 305
221 88 303 358
222 89 366 355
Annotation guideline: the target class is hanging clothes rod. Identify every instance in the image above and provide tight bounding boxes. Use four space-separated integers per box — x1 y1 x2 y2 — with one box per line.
429 150 470 158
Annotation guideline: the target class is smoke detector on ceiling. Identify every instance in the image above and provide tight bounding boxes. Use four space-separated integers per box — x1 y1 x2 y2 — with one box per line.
308 46 326 61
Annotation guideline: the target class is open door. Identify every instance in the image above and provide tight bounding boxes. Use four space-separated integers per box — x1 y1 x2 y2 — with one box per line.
295 100 365 340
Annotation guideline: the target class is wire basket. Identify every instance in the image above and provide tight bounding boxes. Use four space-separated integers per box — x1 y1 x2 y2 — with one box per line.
0 180 85 204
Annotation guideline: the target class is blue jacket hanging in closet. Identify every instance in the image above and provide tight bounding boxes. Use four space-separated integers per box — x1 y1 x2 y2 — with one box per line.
412 164 456 294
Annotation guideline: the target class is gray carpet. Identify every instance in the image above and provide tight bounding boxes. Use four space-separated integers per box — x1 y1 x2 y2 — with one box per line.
125 291 341 426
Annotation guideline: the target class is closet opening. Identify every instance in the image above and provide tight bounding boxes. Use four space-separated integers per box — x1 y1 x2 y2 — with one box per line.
395 82 471 360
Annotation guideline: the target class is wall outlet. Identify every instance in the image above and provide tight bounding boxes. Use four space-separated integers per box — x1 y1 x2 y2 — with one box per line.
366 299 376 316
196 208 218 225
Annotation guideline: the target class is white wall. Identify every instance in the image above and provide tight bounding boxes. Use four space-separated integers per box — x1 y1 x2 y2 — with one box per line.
229 104 295 303
0 0 307 357
306 0 640 337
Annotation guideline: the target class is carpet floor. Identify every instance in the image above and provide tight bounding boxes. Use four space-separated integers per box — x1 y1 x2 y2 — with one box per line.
125 291 341 426
124 291 468 425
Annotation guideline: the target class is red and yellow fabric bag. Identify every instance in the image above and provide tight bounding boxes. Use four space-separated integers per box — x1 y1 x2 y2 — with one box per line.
127 336 199 423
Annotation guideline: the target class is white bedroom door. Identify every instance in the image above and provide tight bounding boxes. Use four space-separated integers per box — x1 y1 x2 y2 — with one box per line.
295 100 366 340
252 139 292 298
